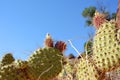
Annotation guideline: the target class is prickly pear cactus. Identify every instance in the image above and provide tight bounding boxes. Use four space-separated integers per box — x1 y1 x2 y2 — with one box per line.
57 59 75 80
13 59 28 69
0 33 65 80
93 20 120 72
27 47 63 80
0 62 29 80
76 57 103 80
0 53 15 66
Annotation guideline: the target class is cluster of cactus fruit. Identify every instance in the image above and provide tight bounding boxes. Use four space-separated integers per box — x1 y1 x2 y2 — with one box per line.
1 1 120 80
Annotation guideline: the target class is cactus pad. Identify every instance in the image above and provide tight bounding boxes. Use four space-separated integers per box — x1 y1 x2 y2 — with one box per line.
93 21 120 72
27 47 63 80
0 53 15 66
13 60 28 69
0 64 28 80
76 57 102 80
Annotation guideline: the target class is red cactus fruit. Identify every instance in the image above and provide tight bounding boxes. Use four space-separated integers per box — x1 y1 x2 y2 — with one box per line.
55 41 66 52
93 11 106 29
44 33 54 47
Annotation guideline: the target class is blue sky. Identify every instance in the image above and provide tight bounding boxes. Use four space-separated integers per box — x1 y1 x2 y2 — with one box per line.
0 0 118 60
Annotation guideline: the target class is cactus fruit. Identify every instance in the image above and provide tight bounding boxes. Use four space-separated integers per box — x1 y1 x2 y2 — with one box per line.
93 21 120 72
0 53 15 66
55 41 66 52
27 47 63 80
44 33 54 47
76 57 104 80
93 11 106 29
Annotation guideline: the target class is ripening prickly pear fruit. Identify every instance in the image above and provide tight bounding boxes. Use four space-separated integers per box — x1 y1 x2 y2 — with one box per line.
76 57 104 80
44 33 54 47
27 47 63 80
0 53 15 66
93 21 120 72
55 41 66 52
93 11 106 29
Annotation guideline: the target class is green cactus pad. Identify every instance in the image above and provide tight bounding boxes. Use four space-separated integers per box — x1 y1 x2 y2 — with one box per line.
0 53 15 66
93 21 120 72
13 60 28 69
27 47 63 80
0 64 28 80
76 58 102 80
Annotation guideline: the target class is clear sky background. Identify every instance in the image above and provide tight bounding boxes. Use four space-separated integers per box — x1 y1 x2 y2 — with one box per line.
0 0 118 60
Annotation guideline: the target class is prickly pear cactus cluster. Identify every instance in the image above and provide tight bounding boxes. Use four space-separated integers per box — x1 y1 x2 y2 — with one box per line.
0 33 66 80
75 9 120 80
0 64 28 80
0 53 29 80
0 3 120 79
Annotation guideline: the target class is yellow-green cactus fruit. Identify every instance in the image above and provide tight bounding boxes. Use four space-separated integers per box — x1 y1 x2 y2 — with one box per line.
27 47 63 80
76 57 104 80
0 53 15 66
93 21 120 72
